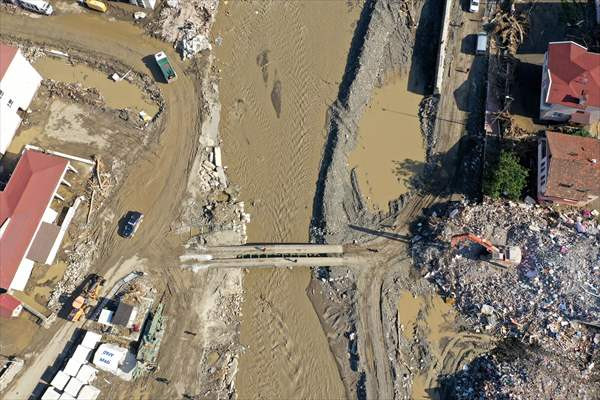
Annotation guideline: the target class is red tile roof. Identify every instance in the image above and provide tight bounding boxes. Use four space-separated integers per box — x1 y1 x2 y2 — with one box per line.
0 293 21 318
546 42 600 109
0 42 18 81
0 150 68 289
544 131 600 202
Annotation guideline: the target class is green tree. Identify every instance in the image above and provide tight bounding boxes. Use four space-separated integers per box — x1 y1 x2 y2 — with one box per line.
483 150 528 200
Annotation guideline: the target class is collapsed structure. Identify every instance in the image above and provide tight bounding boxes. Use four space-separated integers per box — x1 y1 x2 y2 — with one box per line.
413 200 599 399
537 131 600 206
0 149 79 317
0 42 42 154
539 41 600 124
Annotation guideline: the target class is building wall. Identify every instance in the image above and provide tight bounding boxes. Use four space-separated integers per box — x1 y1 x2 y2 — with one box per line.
129 0 156 9
8 163 68 291
537 138 548 200
0 49 42 153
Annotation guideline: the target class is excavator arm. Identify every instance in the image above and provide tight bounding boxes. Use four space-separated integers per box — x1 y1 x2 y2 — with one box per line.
450 233 499 254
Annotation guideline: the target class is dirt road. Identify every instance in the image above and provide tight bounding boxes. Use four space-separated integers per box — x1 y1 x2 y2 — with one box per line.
0 12 200 267
0 11 202 398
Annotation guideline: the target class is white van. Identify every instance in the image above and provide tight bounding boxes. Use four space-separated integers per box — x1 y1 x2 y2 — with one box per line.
476 32 488 55
17 0 53 15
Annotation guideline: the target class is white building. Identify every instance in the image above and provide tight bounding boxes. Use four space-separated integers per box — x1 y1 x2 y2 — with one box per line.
0 42 42 154
129 0 156 9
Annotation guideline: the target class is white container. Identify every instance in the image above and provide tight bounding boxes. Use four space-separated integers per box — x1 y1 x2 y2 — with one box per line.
64 358 83 377
64 377 84 398
476 32 488 55
50 370 70 391
81 331 102 350
77 385 101 400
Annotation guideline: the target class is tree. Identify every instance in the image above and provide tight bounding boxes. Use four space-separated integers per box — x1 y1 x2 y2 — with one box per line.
483 150 528 200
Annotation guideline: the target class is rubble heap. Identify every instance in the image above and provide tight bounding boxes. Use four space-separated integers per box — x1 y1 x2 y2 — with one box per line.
151 0 217 59
48 238 99 311
445 338 598 400
412 200 599 398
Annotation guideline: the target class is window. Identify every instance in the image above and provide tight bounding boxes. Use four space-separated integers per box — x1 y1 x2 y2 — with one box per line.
7 99 13 108
0 89 3 99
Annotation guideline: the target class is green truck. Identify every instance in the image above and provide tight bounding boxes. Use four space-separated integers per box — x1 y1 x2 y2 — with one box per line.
154 51 177 83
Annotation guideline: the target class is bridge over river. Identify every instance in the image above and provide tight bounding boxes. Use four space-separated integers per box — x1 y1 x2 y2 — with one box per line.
179 244 373 269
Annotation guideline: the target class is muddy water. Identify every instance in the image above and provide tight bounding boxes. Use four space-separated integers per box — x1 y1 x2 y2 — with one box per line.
398 290 493 399
213 1 362 398
349 76 425 212
34 57 158 116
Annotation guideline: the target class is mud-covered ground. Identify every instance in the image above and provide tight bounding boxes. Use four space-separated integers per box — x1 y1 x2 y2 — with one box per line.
0 6 249 399
308 0 494 398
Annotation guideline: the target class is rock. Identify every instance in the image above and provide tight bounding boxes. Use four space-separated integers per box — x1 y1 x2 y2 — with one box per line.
481 304 495 315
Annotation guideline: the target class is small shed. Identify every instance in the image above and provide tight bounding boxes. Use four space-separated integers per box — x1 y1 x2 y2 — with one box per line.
98 309 114 325
112 302 136 327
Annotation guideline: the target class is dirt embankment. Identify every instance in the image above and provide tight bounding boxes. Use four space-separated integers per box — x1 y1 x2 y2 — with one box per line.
306 1 484 399
311 0 419 245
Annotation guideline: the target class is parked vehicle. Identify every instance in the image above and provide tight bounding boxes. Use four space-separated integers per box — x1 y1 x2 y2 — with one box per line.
476 32 488 55
469 0 480 13
78 0 108 12
16 0 53 15
154 51 177 83
119 211 144 238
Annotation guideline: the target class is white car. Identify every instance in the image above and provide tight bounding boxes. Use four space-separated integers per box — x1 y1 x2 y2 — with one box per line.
469 0 480 13
17 0 53 15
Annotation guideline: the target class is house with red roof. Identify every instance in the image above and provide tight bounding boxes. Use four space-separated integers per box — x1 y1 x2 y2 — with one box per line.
537 131 600 206
0 42 43 154
0 149 77 318
539 41 600 125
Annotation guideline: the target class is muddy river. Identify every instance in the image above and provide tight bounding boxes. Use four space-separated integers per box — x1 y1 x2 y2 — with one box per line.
213 1 362 398
349 75 425 212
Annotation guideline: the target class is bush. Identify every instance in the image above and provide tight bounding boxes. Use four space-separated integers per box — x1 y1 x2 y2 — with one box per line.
483 150 528 200
568 128 591 137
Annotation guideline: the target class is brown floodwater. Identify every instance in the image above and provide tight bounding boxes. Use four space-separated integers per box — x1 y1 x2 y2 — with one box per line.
34 57 158 117
213 1 362 398
398 290 494 399
348 75 425 212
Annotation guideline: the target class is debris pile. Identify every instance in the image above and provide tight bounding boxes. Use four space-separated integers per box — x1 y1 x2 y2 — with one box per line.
151 0 217 58
412 200 599 397
43 80 105 109
48 238 99 311
179 22 212 60
445 338 599 400
488 6 529 55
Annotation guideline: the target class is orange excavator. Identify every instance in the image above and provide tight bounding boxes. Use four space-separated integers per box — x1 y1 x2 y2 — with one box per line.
68 274 105 322
450 233 522 266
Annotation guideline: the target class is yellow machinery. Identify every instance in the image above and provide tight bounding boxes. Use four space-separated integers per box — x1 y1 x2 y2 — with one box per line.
81 0 108 13
68 274 105 322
